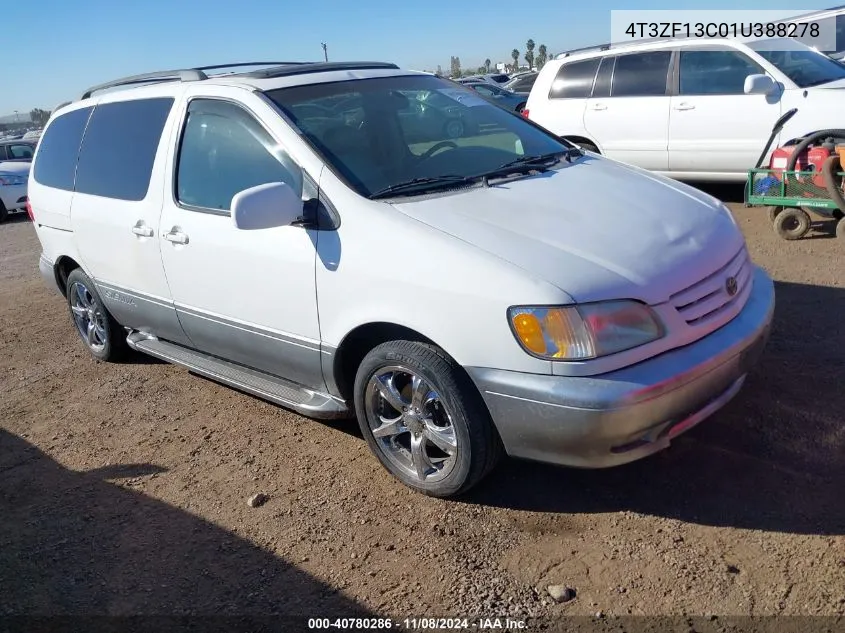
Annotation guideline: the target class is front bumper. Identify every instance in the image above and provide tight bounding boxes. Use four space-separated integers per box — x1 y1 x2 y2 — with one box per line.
467 266 775 468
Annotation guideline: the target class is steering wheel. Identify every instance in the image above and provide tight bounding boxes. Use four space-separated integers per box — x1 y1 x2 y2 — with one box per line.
419 141 458 161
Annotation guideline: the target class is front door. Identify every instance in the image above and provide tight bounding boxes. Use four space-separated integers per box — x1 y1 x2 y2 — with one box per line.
668 47 782 177
157 94 325 390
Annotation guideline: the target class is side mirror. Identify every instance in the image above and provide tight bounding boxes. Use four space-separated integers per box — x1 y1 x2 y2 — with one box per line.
744 74 776 96
231 182 303 230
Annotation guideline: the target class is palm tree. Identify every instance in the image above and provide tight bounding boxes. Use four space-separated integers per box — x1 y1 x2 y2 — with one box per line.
484 58 491 73
537 44 548 70
511 49 520 71
525 39 536 70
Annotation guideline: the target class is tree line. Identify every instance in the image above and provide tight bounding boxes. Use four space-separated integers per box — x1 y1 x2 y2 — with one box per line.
436 39 552 78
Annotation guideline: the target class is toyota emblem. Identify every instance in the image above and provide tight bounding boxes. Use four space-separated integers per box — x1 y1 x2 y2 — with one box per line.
726 276 738 296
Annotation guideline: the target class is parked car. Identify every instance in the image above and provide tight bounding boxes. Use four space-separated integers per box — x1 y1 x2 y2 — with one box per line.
526 36 845 182
462 81 527 113
456 73 511 86
502 71 539 95
0 139 36 162
29 61 773 497
0 161 30 222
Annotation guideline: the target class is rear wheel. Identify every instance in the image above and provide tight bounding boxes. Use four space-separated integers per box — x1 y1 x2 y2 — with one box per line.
774 207 811 241
0 200 7 223
767 206 784 223
353 340 502 498
65 268 128 362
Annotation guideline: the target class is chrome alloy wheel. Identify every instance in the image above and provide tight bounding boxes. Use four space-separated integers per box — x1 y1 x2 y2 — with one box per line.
365 366 458 484
69 281 107 353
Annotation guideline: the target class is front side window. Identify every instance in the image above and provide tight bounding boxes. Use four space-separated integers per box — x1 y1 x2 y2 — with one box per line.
611 51 672 97
470 84 496 97
549 58 601 99
9 144 34 159
265 75 568 198
32 106 93 191
679 49 766 95
75 98 174 201
176 99 302 212
749 37 845 87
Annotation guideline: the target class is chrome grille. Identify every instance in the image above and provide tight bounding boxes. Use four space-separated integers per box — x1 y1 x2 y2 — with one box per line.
671 247 752 327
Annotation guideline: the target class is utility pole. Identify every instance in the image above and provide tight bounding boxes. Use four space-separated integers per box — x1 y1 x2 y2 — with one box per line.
321 42 328 62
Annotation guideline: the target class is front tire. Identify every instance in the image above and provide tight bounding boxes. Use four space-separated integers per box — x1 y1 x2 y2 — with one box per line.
65 268 128 362
444 119 464 139
353 340 502 498
0 200 7 223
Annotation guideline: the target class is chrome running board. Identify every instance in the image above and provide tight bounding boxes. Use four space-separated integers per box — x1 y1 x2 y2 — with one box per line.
126 331 349 420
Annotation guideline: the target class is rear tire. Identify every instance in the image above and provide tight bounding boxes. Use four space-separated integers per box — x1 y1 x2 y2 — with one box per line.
774 207 811 241
0 201 7 223
353 340 502 498
767 206 784 223
65 268 128 362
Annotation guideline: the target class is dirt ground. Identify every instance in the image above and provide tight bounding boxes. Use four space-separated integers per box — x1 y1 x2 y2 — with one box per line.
0 187 843 629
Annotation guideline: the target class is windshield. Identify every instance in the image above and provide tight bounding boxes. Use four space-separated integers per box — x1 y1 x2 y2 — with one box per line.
749 38 845 87
265 74 567 198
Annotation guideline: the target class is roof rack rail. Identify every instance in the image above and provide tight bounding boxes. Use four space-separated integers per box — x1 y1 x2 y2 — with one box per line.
244 61 400 79
555 37 674 59
79 62 307 100
81 69 207 100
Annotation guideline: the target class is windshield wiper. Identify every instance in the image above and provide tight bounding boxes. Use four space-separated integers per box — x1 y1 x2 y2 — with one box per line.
369 175 477 199
475 149 578 182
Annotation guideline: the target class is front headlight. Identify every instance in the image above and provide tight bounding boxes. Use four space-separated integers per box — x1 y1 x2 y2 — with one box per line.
0 175 26 186
508 301 664 360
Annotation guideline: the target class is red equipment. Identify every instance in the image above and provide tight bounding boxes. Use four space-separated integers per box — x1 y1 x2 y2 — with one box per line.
769 136 837 187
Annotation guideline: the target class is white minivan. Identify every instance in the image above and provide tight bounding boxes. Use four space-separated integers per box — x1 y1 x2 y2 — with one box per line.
526 37 845 182
29 61 774 497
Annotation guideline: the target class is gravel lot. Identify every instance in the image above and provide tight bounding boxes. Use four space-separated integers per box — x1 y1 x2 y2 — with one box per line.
1 189 843 628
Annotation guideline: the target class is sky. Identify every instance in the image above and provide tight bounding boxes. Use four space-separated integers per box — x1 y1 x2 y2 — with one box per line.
2 0 817 115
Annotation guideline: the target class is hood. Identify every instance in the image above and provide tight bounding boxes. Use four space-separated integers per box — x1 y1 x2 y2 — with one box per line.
391 156 744 305
814 77 845 89
0 161 31 176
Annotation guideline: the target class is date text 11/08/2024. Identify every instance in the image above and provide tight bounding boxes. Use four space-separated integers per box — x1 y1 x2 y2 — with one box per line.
624 21 820 39
307 617 528 630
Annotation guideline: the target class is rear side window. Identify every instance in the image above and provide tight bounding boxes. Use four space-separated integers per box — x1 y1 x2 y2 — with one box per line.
611 51 672 97
549 58 601 99
592 57 615 98
32 107 93 191
75 98 174 201
511 74 537 91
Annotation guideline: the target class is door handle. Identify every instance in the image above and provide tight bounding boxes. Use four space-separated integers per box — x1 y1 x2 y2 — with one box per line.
131 222 154 238
673 103 696 111
590 103 607 111
163 228 189 245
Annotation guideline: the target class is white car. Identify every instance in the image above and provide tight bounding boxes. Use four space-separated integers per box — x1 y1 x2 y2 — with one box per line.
29 61 774 497
0 161 30 222
525 37 845 182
